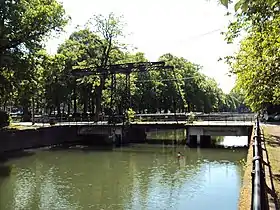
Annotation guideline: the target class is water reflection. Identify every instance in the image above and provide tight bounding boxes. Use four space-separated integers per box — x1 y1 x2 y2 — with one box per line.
0 146 246 210
217 136 248 147
146 129 249 148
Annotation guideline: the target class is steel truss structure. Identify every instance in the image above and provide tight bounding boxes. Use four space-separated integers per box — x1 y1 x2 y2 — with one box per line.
71 62 174 124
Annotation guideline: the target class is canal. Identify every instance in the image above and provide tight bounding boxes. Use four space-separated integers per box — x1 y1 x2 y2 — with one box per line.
0 134 247 210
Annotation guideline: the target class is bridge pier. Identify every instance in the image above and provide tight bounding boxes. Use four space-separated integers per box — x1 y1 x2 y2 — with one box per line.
187 134 211 147
197 135 201 145
124 127 146 143
75 123 252 148
186 125 251 148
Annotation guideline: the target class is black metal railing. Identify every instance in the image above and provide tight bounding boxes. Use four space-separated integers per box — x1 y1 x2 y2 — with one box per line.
10 112 256 126
251 118 267 210
132 112 255 123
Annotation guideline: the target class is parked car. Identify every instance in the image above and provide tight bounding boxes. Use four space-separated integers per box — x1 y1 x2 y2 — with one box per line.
273 113 280 121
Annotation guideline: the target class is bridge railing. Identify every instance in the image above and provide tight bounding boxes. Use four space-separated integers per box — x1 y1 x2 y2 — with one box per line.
251 118 267 210
132 113 255 123
11 112 255 126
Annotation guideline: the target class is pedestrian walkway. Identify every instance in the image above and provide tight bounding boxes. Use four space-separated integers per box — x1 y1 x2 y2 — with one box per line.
263 125 280 209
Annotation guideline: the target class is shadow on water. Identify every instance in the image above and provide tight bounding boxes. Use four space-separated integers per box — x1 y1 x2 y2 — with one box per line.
46 142 113 153
0 150 35 177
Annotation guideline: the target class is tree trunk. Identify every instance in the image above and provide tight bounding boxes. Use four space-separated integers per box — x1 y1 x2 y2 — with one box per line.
67 103 71 116
73 83 77 115
94 38 112 122
56 103 60 115
3 100 6 111
94 77 106 122
23 104 30 121
62 104 65 115
91 92 95 116
83 87 88 115
187 101 191 112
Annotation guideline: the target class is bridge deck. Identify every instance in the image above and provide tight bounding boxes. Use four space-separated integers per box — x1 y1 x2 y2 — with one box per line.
12 120 253 129
129 121 253 126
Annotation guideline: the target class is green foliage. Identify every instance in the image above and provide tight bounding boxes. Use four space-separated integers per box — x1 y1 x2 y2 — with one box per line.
0 0 69 116
126 108 136 123
187 112 195 123
218 0 277 11
0 0 69 65
0 9 244 120
221 0 280 111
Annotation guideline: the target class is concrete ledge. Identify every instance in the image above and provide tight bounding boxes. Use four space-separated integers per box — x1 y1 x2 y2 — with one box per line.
238 128 253 210
0 126 80 153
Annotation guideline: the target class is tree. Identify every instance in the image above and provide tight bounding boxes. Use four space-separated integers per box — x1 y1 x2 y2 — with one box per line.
58 29 104 115
218 0 278 12
0 0 69 66
219 0 280 111
230 16 280 111
85 13 127 121
0 0 69 116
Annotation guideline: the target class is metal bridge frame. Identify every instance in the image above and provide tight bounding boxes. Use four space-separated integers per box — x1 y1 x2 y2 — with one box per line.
71 62 174 123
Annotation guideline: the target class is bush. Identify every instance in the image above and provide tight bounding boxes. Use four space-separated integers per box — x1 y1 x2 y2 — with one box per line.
0 110 10 128
126 108 135 123
187 112 195 123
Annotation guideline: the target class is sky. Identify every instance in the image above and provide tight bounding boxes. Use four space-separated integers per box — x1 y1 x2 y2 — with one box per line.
46 0 240 93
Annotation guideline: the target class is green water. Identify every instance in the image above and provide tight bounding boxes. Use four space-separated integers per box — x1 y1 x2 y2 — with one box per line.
0 145 247 210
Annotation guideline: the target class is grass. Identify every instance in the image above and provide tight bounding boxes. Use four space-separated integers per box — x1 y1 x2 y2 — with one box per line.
239 125 280 210
1 124 39 131
263 125 280 208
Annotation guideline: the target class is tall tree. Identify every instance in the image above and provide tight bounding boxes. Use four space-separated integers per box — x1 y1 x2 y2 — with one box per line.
0 0 69 115
220 0 280 111
0 0 68 67
218 0 278 11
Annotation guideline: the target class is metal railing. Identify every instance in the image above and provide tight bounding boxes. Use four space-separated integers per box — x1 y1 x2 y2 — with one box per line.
132 113 255 122
10 112 256 127
251 118 267 210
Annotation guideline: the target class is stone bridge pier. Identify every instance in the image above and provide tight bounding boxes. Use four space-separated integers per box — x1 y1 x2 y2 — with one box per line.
77 125 147 147
186 126 252 147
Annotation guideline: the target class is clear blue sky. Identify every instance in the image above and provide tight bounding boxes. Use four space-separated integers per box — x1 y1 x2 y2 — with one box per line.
46 0 239 93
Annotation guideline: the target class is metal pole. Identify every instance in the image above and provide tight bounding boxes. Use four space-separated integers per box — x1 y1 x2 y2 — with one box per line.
127 73 131 108
32 97 35 125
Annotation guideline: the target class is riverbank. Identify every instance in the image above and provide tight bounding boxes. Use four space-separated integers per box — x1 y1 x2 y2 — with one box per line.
263 125 280 209
0 126 81 153
238 125 280 210
238 128 253 210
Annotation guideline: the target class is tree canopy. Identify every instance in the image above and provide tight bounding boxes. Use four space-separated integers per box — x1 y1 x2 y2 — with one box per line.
219 0 280 112
0 3 246 122
0 0 69 119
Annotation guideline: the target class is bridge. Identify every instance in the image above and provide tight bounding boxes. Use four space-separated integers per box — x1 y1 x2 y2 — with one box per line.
20 112 255 124
12 112 254 147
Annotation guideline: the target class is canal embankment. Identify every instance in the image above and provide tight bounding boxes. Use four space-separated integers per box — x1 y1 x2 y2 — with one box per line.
0 126 80 153
238 127 253 210
238 124 279 210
